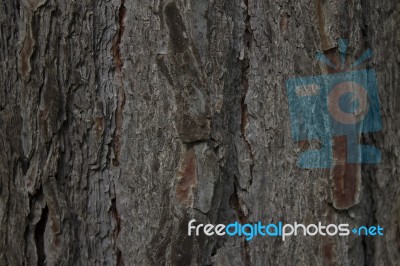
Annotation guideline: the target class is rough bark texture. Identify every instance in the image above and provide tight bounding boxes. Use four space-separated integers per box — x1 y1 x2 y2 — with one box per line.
0 0 399 265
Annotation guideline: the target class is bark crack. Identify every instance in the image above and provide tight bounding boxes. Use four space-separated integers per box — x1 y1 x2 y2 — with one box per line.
239 3 252 264
111 0 127 167
241 0 254 185
111 0 126 75
229 183 251 266
111 198 124 265
112 87 126 167
34 205 48 266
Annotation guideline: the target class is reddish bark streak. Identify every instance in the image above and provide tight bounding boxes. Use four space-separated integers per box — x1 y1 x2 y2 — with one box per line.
332 135 360 209
176 148 197 207
111 0 126 75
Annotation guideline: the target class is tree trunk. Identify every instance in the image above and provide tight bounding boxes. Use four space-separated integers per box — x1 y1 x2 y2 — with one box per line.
1 0 399 265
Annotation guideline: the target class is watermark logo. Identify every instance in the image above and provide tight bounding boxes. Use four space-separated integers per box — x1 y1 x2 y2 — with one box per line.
286 39 382 168
188 220 384 241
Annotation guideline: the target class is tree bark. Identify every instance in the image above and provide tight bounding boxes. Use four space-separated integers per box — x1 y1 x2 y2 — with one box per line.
0 0 399 265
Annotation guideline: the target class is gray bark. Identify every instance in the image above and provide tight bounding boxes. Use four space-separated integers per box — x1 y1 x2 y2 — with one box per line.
0 0 399 265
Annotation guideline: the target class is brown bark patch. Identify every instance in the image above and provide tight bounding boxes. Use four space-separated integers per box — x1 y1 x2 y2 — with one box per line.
19 26 34 79
322 207 337 266
280 12 290 32
164 2 188 54
176 148 197 207
94 117 104 138
316 0 330 50
111 0 126 75
332 135 360 209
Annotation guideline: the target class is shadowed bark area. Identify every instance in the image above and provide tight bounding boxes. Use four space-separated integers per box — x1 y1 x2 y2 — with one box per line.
0 0 399 265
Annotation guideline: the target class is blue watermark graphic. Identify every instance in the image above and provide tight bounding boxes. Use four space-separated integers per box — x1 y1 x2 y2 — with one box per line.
286 39 382 168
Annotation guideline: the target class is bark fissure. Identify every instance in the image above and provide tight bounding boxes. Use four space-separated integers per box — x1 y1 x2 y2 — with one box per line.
112 87 126 167
240 3 253 263
34 205 48 266
230 183 251 266
112 0 126 75
241 0 254 183
111 198 124 265
111 0 127 167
